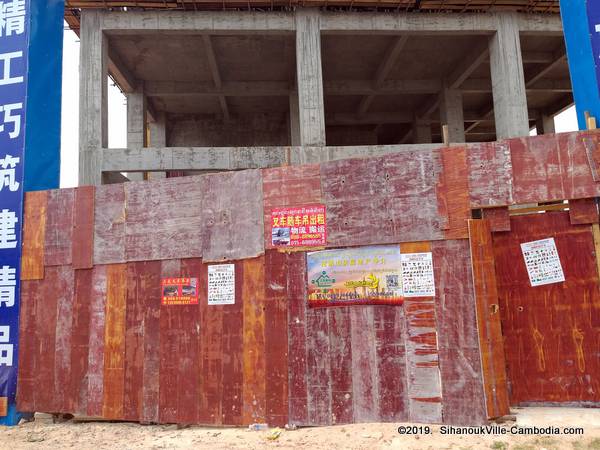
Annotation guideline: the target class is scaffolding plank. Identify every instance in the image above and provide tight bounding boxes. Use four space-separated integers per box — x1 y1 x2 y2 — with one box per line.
94 184 126 265
72 186 95 269
45 188 74 266
202 170 264 262
21 191 47 280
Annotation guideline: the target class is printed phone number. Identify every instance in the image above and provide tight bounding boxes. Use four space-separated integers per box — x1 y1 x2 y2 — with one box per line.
397 425 584 436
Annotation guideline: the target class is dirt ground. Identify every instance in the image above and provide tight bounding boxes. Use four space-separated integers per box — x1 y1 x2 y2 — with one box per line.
1 408 599 450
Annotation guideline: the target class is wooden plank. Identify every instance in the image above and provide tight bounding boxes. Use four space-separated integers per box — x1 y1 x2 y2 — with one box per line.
327 307 353 425
432 239 487 425
287 252 309 425
103 263 127 419
241 257 267 424
202 170 264 262
72 186 95 269
264 251 289 427
44 189 74 266
482 207 511 232
70 269 92 415
125 177 204 262
468 219 510 418
593 224 600 281
21 191 47 280
349 307 379 423
468 141 513 208
374 305 409 422
16 279 40 412
263 164 322 250
140 260 162 424
123 262 145 421
159 259 181 424
401 241 443 424
440 147 470 239
560 130 600 200
178 258 203 425
54 266 75 413
94 184 126 265
569 198 598 225
35 267 59 412
87 265 107 417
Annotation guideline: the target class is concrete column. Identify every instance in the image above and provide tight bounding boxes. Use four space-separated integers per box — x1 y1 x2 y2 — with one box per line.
79 10 107 186
149 112 167 180
536 113 555 135
489 12 529 139
289 92 301 146
439 85 465 143
295 9 326 147
126 87 147 149
412 116 432 144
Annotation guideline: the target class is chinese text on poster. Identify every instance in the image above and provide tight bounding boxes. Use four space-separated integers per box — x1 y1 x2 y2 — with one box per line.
161 277 199 305
271 204 326 248
208 264 235 305
520 238 565 287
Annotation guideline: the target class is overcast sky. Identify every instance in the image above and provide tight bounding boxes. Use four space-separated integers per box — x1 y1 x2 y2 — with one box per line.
59 26 580 188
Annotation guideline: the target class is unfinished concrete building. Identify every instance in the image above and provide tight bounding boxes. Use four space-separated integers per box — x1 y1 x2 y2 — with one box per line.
65 1 569 185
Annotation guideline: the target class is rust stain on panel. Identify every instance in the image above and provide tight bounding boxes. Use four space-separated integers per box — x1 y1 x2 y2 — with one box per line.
242 257 267 424
54 266 75 413
468 141 513 207
17 279 40 412
21 191 47 280
72 186 95 269
440 147 470 239
70 269 92 415
468 219 510 418
103 263 127 419
94 184 126 265
327 307 353 425
44 188 74 266
569 198 598 225
87 265 107 416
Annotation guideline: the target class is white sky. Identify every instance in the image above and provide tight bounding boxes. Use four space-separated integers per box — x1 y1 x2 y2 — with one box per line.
59 26 580 188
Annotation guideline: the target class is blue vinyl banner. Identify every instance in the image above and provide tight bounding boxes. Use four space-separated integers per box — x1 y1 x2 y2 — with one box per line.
560 0 600 129
0 0 31 425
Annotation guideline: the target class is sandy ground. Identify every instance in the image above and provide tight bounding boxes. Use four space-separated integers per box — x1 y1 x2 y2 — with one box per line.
0 408 599 450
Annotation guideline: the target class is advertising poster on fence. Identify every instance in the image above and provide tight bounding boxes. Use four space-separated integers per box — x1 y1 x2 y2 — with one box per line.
208 264 235 305
307 245 403 307
400 252 436 297
520 237 566 287
161 277 199 305
271 204 326 248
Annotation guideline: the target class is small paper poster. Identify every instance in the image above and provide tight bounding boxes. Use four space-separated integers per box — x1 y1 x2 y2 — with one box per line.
400 252 435 297
520 237 565 287
208 264 235 305
271 204 326 248
161 277 198 305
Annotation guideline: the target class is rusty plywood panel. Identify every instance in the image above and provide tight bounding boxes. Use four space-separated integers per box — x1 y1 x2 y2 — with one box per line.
305 304 332 425
440 147 470 239
559 131 600 200
493 212 600 405
103 264 127 419
125 177 204 262
263 165 322 250
468 220 510 418
87 265 107 417
45 188 74 266
242 257 267 424
17 279 40 412
72 186 95 269
582 130 600 183
94 184 126 265
569 198 599 225
54 266 75 413
287 253 309 426
203 170 264 262
432 239 487 425
468 141 513 207
70 269 92 415
482 207 511 232
21 191 47 280
401 241 443 424
327 307 353 425
264 251 289 427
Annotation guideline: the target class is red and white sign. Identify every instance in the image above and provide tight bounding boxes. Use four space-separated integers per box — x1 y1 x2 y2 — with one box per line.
161 277 199 305
270 204 326 248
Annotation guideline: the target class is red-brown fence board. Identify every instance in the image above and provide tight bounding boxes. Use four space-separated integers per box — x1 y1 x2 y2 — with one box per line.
44 189 74 267
440 147 470 239
94 184 126 265
468 141 513 208
569 198 598 225
72 186 95 269
21 191 47 280
482 207 511 232
16 279 39 412
70 269 92 415
87 265 107 417
54 266 75 413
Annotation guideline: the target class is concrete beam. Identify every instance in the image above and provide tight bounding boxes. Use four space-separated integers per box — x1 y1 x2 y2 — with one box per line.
296 9 326 146
461 78 572 94
525 46 567 87
489 12 529 139
79 10 107 186
107 46 137 93
202 35 229 120
145 80 291 97
327 110 484 126
517 14 563 36
446 41 489 89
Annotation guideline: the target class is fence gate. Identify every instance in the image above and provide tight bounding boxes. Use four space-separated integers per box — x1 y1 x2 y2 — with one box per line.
492 210 600 405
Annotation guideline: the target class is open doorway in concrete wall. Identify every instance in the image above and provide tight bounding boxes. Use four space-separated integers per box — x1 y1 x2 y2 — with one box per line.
321 33 495 146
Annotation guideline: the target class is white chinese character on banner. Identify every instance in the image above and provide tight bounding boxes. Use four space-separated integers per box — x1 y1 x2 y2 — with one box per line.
0 265 16 307
0 208 17 248
0 51 22 85
0 0 25 37
0 103 21 138
0 326 12 366
0 154 19 191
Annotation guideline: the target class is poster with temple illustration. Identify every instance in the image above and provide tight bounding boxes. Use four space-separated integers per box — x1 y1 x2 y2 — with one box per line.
307 245 403 307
